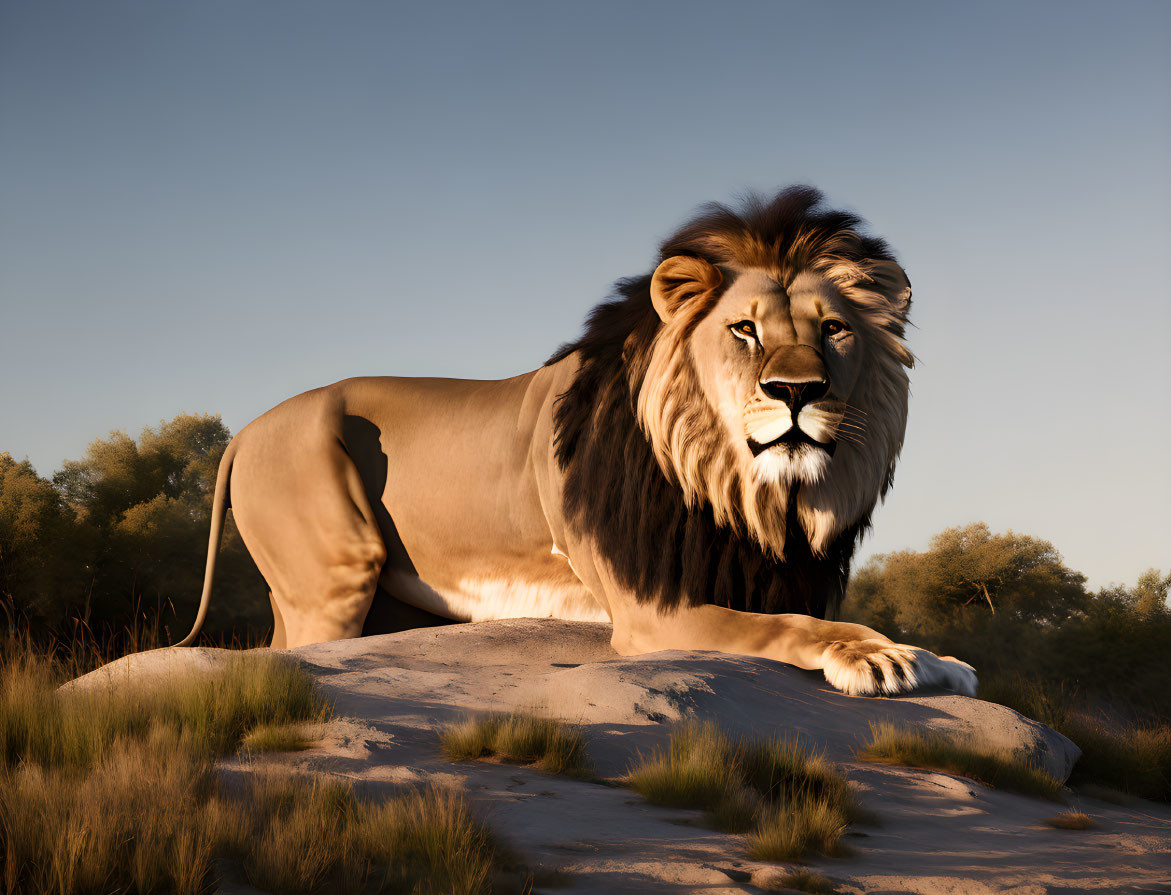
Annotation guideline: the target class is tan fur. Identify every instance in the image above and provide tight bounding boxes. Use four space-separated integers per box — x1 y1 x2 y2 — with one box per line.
178 227 976 698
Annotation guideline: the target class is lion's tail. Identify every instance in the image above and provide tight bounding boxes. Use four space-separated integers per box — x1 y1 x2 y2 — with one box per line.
175 442 236 648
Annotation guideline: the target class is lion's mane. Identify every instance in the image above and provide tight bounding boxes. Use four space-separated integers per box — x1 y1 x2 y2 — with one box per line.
548 187 913 617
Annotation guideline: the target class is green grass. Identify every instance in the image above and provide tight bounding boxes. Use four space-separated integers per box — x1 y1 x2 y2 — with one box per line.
1043 810 1098 830
626 721 859 861
860 722 1064 801
0 643 514 894
440 713 592 778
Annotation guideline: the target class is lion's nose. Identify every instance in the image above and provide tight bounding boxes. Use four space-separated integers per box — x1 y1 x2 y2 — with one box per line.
760 378 829 409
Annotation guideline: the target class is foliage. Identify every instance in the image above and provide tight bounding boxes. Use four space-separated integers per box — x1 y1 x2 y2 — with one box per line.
843 523 1171 723
1 415 268 651
0 455 85 627
842 526 1170 799
844 523 1089 635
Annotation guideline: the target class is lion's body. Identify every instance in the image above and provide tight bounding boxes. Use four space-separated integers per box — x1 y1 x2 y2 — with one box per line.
223 365 607 648
183 188 978 697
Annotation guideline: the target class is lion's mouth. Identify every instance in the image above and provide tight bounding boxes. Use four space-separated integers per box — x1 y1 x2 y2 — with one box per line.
747 427 836 458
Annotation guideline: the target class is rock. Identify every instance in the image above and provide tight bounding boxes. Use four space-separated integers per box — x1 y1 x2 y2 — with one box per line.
63 619 1079 780
61 618 1171 895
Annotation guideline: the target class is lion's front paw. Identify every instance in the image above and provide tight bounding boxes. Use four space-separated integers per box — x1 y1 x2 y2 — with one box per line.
821 640 978 697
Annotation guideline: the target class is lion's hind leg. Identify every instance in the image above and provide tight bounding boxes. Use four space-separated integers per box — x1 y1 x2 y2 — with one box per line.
230 423 388 650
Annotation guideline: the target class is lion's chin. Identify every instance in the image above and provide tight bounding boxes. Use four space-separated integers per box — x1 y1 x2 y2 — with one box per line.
750 442 832 486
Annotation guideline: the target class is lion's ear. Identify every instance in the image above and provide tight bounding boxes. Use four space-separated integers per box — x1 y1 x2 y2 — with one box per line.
867 260 912 314
650 256 723 323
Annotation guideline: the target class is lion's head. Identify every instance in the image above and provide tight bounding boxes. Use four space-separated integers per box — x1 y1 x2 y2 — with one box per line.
550 187 912 617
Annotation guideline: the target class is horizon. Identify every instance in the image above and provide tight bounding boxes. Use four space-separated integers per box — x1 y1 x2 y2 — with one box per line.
1 0 1168 590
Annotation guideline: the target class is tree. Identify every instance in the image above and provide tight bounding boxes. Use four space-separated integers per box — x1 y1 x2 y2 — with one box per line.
843 522 1088 640
1129 569 1170 617
0 453 86 625
51 414 266 639
2 414 268 645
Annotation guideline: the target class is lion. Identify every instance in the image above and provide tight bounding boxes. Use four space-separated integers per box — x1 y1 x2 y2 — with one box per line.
178 186 976 697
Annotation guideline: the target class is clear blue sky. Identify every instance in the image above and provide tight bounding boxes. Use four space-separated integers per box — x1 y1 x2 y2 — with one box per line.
1 0 1168 589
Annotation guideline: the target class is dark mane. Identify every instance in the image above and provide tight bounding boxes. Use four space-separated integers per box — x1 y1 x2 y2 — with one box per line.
547 187 887 616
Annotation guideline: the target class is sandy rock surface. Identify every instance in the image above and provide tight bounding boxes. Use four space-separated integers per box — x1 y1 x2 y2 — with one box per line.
73 619 1171 894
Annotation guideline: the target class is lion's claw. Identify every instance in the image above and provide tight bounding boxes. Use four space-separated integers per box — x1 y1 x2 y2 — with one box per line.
821 639 977 697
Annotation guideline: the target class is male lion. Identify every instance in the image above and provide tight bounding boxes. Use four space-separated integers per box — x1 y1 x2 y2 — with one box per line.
180 187 976 697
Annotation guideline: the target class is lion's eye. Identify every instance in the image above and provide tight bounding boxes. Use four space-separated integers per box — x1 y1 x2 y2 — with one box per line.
823 319 850 338
730 320 757 339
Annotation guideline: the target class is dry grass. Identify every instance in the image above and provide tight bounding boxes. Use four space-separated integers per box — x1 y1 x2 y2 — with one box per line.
747 796 851 862
860 722 1064 801
1 641 511 894
2 757 503 895
979 672 1171 802
240 722 315 754
440 713 592 778
777 869 838 894
2 649 328 773
2 728 217 895
627 721 859 861
228 773 500 895
1043 810 1099 830
1061 716 1171 802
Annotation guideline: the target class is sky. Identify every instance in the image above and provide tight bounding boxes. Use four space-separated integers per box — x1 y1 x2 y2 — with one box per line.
1 0 1168 589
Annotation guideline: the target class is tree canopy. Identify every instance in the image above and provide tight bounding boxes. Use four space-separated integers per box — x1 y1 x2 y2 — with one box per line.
845 522 1089 637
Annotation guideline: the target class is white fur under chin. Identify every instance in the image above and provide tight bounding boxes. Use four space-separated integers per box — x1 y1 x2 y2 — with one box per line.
752 444 830 486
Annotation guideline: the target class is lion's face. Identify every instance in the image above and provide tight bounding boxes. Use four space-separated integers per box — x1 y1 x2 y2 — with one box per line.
637 251 912 558
688 266 865 488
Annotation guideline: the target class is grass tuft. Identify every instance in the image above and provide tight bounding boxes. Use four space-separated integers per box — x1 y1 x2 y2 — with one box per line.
1043 810 1098 830
860 722 1063 801
440 713 592 777
627 721 859 862
240 721 315 754
777 869 839 894
748 796 851 862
